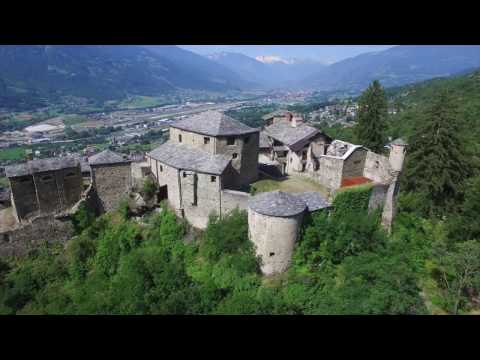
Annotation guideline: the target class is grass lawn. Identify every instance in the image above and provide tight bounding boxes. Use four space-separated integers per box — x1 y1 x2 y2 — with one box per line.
0 177 9 188
0 147 26 162
63 115 89 126
118 96 168 109
251 175 329 197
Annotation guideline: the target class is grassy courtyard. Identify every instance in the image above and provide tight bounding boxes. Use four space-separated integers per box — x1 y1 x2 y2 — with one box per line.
251 175 329 197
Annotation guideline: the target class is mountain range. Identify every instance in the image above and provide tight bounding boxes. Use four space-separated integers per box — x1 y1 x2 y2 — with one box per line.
0 45 249 109
2 45 480 110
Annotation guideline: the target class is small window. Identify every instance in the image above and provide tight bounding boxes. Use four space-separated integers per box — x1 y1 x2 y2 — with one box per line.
183 172 187 178
354 160 361 165
227 137 235 145
244 136 250 144
211 176 216 183
232 153 238 159
178 134 182 143
160 165 163 172
41 175 53 182
375 160 380 168
269 252 275 257
204 137 210 144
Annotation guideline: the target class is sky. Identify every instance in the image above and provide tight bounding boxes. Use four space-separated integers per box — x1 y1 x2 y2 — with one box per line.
178 45 396 64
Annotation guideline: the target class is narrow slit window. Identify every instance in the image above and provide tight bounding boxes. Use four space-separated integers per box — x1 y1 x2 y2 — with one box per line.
227 137 235 145
211 176 216 183
178 134 182 143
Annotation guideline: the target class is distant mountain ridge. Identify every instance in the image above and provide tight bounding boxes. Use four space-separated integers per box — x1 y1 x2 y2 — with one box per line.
0 45 252 109
206 52 326 89
299 45 480 91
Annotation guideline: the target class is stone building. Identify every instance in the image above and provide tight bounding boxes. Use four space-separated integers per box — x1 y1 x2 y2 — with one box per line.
88 149 132 213
248 191 331 275
4 157 83 222
261 121 332 175
146 111 259 229
262 110 304 127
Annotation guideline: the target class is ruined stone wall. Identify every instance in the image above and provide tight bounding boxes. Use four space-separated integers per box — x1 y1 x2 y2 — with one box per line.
342 148 367 179
368 183 389 211
92 163 131 212
169 127 216 154
9 175 39 221
313 156 344 190
363 151 392 184
285 149 304 174
33 166 82 216
248 209 304 275
215 133 259 189
0 215 74 258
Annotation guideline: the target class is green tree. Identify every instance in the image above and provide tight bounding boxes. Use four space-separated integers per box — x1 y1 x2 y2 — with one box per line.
355 80 388 152
432 240 480 314
404 91 471 217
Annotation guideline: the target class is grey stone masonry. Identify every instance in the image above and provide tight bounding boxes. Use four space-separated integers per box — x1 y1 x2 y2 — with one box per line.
249 191 307 217
264 123 319 149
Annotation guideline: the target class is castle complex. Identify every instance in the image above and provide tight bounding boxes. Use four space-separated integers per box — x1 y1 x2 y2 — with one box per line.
0 109 406 276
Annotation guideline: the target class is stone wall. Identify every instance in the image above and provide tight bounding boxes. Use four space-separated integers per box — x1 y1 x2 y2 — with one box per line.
91 163 131 213
9 175 39 221
363 151 392 184
342 148 367 179
9 165 82 222
220 189 250 214
313 156 344 190
215 132 259 188
248 209 303 275
0 214 74 258
169 127 216 154
181 170 222 229
368 183 389 211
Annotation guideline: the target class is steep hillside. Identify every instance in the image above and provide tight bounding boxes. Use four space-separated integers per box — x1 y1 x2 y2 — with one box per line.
0 45 251 110
387 69 480 158
302 45 480 92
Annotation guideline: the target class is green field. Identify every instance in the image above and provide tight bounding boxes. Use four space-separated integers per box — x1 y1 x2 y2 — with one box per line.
0 147 26 161
251 175 329 197
62 115 89 126
117 96 170 109
0 177 9 188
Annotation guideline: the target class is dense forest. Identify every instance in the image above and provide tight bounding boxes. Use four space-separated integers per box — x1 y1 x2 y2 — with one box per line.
2 70 480 315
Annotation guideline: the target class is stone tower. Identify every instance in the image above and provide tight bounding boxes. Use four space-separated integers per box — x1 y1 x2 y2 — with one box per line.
381 138 408 232
248 191 307 275
88 149 132 213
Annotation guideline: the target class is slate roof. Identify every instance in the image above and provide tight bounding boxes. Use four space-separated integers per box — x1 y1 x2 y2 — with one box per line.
294 192 332 212
391 138 407 146
4 157 80 178
88 150 129 166
147 141 231 175
171 111 259 137
264 122 320 150
248 191 307 217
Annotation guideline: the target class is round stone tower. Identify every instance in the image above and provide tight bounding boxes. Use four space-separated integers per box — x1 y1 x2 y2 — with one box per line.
248 191 307 275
